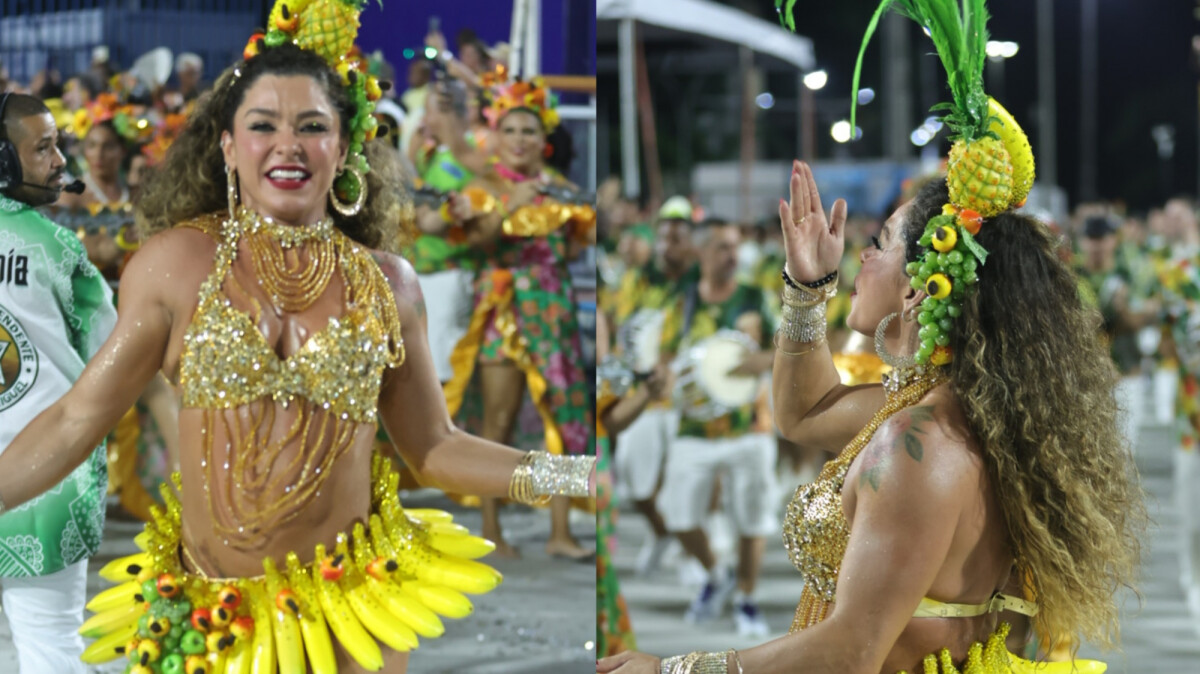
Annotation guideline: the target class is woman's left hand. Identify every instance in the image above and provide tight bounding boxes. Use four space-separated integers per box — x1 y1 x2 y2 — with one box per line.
597 651 661 673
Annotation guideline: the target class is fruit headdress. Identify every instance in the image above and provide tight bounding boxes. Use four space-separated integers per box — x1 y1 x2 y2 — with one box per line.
242 0 387 207
482 64 561 134
779 0 1036 366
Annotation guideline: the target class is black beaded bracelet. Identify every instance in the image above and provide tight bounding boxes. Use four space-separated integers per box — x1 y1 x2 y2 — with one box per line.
782 268 837 289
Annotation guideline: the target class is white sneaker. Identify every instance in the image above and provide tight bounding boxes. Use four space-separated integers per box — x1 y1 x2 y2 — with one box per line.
678 557 709 588
684 568 736 624
734 598 770 637
635 536 673 576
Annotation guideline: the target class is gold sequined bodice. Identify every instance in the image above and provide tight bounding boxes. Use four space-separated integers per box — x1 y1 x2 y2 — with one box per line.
174 211 406 549
179 212 405 423
783 368 948 631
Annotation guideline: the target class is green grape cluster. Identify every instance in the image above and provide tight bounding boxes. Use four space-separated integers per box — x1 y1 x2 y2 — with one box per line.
128 578 196 673
334 70 374 205
904 210 989 365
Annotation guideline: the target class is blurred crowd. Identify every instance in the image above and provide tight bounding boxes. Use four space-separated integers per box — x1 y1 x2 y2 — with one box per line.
596 174 1200 650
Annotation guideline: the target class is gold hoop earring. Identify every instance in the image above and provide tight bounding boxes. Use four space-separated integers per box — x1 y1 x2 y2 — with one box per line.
874 312 919 370
330 166 366 217
226 165 239 220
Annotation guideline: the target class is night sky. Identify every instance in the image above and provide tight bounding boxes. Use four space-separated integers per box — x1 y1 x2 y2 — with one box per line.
742 0 1200 211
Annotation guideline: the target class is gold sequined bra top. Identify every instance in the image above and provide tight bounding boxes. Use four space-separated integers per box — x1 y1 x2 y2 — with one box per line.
782 368 1037 632
178 211 405 424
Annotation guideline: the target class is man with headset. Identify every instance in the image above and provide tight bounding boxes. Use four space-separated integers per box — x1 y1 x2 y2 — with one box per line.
0 92 114 672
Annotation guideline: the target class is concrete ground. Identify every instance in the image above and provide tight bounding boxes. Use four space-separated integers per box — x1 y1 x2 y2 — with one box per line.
0 491 595 674
611 422 1200 673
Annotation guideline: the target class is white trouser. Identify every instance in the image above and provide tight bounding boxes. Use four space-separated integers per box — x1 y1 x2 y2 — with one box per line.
416 269 474 382
658 433 778 538
1155 367 1179 426
614 407 678 502
1115 375 1144 455
1178 449 1200 592
1 560 88 674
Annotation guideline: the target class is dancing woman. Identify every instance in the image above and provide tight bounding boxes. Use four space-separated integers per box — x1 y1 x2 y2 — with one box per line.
599 2 1143 672
0 10 593 674
443 76 596 559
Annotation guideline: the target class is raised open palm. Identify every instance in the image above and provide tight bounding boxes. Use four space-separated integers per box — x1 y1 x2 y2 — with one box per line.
777 160 847 283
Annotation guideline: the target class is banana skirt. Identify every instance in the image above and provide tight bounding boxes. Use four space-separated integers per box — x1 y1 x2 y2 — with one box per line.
80 453 501 673
897 623 1107 674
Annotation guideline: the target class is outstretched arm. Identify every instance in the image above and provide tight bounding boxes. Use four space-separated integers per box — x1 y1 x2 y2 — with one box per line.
374 252 592 498
0 231 176 510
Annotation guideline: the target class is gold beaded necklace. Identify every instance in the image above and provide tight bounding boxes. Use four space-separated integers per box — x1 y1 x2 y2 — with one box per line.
232 207 338 313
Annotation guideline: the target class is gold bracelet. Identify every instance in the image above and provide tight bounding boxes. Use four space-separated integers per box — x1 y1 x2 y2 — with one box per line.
660 650 729 674
507 452 549 506
730 649 744 674
774 332 827 357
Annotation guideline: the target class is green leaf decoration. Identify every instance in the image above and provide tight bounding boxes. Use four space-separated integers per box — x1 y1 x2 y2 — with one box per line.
850 0 896 132
775 0 800 31
853 1 991 142
959 226 989 265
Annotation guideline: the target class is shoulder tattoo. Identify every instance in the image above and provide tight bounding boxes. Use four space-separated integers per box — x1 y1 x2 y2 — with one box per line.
858 404 937 492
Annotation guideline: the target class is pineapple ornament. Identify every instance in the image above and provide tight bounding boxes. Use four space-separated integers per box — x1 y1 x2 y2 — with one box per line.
780 0 1036 367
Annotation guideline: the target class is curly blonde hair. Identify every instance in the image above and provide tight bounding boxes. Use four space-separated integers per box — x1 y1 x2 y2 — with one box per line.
903 179 1145 650
136 43 412 253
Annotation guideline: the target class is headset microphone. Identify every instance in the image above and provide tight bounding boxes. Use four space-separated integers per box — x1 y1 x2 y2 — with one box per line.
19 179 85 194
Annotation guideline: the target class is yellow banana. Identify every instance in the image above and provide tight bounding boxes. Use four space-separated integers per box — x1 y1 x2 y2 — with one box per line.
284 552 337 674
98 552 153 583
416 557 502 595
80 620 138 663
342 571 419 652
262 559 303 674
987 97 1035 206
133 530 152 551
380 503 500 593
245 583 276 674
79 601 144 639
222 632 254 674
335 536 417 652
312 543 383 671
403 582 473 619
427 521 469 536
367 577 444 638
426 531 496 560
86 579 143 613
404 508 454 524
350 522 444 638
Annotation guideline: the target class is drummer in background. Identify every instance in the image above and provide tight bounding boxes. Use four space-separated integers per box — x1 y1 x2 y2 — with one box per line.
600 195 698 577
658 216 777 637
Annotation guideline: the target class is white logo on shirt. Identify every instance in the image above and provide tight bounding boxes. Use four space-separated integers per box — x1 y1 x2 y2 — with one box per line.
0 305 37 410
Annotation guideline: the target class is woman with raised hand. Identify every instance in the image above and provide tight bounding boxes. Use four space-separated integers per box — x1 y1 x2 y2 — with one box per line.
598 1 1142 671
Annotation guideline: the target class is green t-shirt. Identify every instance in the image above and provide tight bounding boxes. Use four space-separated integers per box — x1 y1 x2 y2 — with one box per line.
0 193 115 576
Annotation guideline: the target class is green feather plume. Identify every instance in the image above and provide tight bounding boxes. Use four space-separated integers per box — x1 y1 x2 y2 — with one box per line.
835 0 990 143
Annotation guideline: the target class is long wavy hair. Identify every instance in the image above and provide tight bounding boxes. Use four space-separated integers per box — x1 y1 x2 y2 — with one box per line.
902 179 1145 649
135 43 411 252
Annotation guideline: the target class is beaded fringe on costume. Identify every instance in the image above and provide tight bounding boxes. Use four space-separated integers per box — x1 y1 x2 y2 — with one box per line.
77 455 502 671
